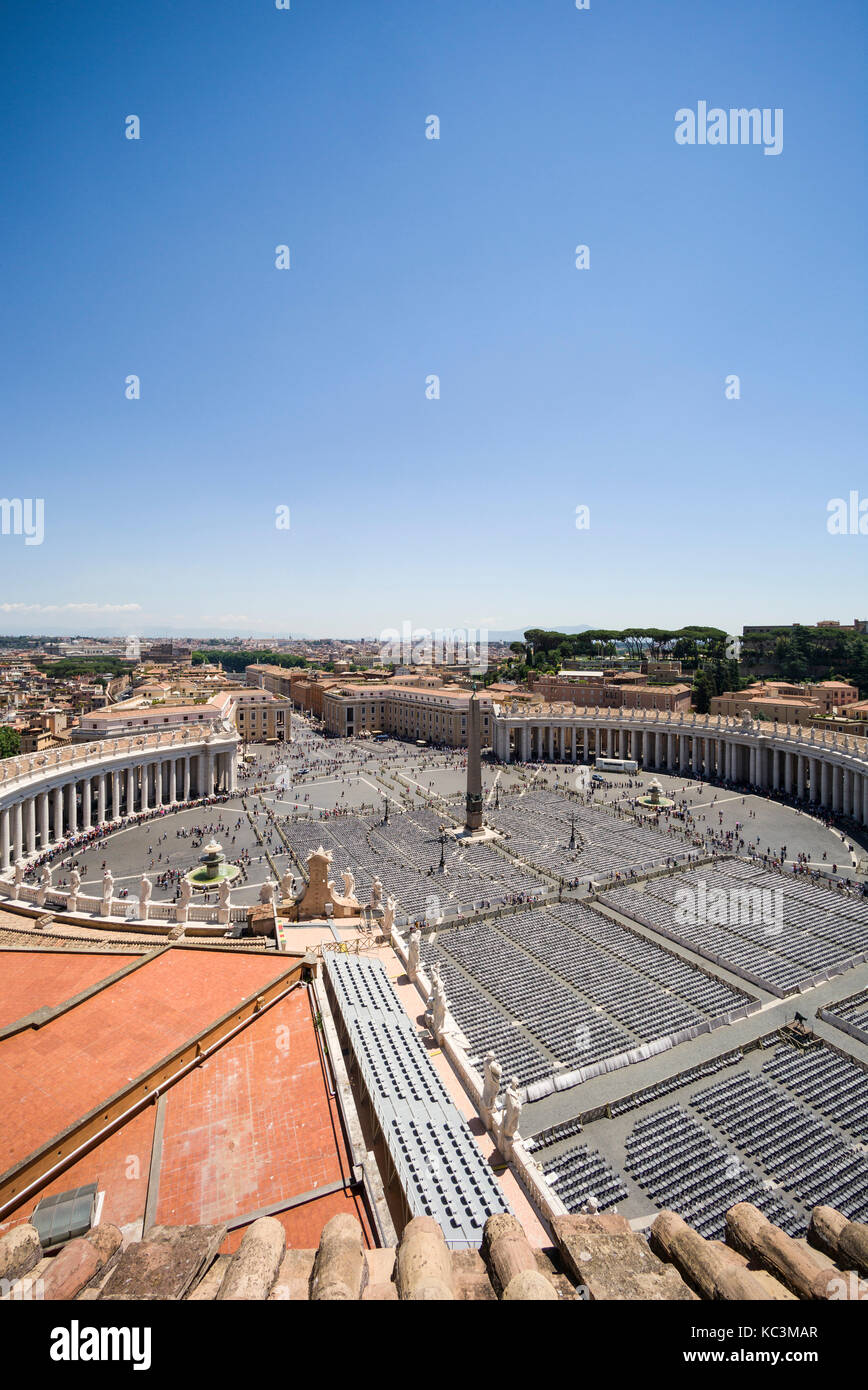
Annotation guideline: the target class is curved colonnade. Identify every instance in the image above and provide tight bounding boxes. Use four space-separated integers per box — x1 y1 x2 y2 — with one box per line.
492 704 868 829
0 722 239 873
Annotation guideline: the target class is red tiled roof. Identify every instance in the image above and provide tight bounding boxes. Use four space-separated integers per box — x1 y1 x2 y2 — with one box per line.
155 988 354 1230
0 951 133 1030
0 950 294 1177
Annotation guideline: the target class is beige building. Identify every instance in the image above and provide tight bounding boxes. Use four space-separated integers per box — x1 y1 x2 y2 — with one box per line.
711 680 861 725
74 687 290 744
322 684 494 747
230 688 291 743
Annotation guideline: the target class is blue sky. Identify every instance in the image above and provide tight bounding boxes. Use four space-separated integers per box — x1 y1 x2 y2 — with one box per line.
1 0 865 637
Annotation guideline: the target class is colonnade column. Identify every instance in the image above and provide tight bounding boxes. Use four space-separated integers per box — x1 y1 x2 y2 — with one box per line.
13 802 23 862
112 770 121 820
127 766 136 814
66 782 77 835
0 807 9 870
39 792 50 849
821 759 831 809
97 774 106 824
53 785 63 841
797 756 806 801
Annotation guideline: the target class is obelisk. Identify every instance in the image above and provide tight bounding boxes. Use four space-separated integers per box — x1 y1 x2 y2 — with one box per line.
464 685 484 832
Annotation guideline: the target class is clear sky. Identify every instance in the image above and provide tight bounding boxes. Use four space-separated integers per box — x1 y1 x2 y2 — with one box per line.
1 0 865 638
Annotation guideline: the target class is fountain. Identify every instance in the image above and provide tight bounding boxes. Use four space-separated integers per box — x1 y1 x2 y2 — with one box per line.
637 777 675 811
184 839 241 892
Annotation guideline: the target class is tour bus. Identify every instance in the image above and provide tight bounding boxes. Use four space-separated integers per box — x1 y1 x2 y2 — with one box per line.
594 756 638 774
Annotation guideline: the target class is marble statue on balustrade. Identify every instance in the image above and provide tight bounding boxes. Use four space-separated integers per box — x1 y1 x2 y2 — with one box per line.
425 964 449 1041
481 1050 502 1128
12 860 25 892
499 1076 523 1157
217 877 232 925
382 895 397 935
139 874 153 920
176 877 193 924
407 926 421 981
259 879 276 906
68 867 81 911
36 865 52 908
370 876 384 917
101 868 114 918
280 869 296 903
342 868 356 900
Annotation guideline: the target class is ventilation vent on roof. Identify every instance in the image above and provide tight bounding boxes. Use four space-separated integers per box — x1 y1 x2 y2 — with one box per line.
31 1182 98 1251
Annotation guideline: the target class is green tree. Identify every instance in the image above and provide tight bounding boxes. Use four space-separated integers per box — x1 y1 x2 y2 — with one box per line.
0 727 21 759
692 669 713 714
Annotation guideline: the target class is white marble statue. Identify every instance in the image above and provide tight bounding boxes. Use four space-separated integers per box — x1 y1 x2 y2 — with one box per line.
36 865 52 908
175 877 193 924
428 963 449 1038
407 926 421 980
280 869 296 901
218 878 232 908
501 1076 523 1143
482 1051 502 1116
259 879 276 906
139 874 153 918
100 867 114 917
383 895 397 934
370 876 383 911
342 867 356 900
